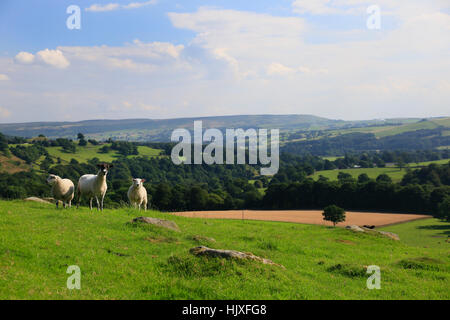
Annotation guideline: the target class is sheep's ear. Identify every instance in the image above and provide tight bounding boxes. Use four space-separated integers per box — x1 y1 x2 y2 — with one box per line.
96 164 103 168
142 179 146 183
109 164 114 168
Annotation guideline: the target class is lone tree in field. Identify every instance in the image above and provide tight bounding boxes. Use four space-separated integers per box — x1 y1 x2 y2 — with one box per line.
322 205 346 227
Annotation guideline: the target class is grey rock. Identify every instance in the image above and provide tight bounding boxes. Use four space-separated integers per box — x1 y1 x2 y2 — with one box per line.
190 246 285 268
132 217 180 232
345 225 365 232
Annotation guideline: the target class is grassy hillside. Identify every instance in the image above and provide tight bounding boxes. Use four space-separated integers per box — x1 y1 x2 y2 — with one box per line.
1 143 163 174
311 160 450 182
0 200 448 299
45 144 162 164
311 167 408 183
380 218 449 249
329 118 450 138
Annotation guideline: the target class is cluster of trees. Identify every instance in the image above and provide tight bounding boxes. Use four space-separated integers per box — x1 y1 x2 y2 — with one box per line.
1 131 449 221
10 144 48 164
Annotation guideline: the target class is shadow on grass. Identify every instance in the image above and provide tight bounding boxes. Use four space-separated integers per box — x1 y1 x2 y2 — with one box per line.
417 224 450 236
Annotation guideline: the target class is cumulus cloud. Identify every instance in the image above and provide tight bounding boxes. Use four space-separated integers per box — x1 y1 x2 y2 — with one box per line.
0 74 10 81
36 49 70 69
2 1 449 122
86 1 157 12
14 52 35 65
14 49 70 69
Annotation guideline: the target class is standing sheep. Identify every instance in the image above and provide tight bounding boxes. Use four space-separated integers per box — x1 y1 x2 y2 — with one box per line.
46 174 75 209
76 163 113 211
128 178 148 211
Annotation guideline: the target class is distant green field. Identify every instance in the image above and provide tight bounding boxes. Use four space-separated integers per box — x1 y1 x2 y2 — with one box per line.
328 118 450 138
0 200 448 299
311 160 449 182
311 167 407 182
45 144 162 165
415 159 450 166
380 218 449 249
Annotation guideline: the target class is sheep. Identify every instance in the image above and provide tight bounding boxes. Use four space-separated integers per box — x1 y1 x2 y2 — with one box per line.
46 174 75 209
76 163 113 211
127 178 148 211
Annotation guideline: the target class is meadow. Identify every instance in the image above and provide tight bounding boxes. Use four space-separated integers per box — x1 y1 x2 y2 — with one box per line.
311 159 450 182
0 200 448 300
45 144 162 164
311 167 408 182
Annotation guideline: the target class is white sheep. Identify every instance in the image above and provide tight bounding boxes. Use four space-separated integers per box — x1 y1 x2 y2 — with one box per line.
46 174 75 209
76 163 113 211
128 178 148 211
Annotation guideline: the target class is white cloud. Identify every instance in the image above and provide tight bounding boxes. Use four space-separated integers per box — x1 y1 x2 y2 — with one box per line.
86 1 157 12
14 52 35 65
36 49 70 69
86 3 120 12
0 106 11 118
292 0 345 15
0 74 10 81
2 2 450 122
266 63 295 76
14 49 70 69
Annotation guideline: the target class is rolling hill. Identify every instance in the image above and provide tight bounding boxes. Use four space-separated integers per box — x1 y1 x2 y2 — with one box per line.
1 115 447 143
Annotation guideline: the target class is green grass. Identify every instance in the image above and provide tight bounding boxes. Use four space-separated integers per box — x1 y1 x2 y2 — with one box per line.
380 218 450 249
0 200 448 299
44 144 162 165
311 167 407 182
311 160 450 182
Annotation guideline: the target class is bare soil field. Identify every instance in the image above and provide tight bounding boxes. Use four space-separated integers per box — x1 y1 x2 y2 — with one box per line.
170 210 432 227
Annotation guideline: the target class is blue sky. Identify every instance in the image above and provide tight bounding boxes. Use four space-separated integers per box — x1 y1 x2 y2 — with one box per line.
0 0 449 123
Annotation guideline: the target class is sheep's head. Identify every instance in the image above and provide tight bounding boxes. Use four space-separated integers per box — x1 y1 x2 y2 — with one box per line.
46 174 60 185
132 178 146 188
97 163 113 175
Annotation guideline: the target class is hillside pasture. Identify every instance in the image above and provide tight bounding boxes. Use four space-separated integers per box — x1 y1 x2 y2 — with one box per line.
0 200 448 299
311 167 407 182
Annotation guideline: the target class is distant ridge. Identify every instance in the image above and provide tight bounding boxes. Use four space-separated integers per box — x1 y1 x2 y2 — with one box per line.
0 114 441 142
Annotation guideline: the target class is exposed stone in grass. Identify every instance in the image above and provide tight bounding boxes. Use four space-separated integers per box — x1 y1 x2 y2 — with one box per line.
191 235 216 243
190 246 285 269
376 230 400 241
345 225 365 232
346 225 400 240
24 197 53 204
132 217 180 232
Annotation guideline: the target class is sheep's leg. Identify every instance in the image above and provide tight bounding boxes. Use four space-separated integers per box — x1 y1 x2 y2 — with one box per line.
76 191 82 209
68 200 72 208
63 202 66 209
95 197 100 211
89 198 93 211
138 203 141 211
56 201 59 209
144 201 147 211
101 194 105 211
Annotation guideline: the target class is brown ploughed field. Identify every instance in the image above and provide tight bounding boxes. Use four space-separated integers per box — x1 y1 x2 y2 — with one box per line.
170 210 431 227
